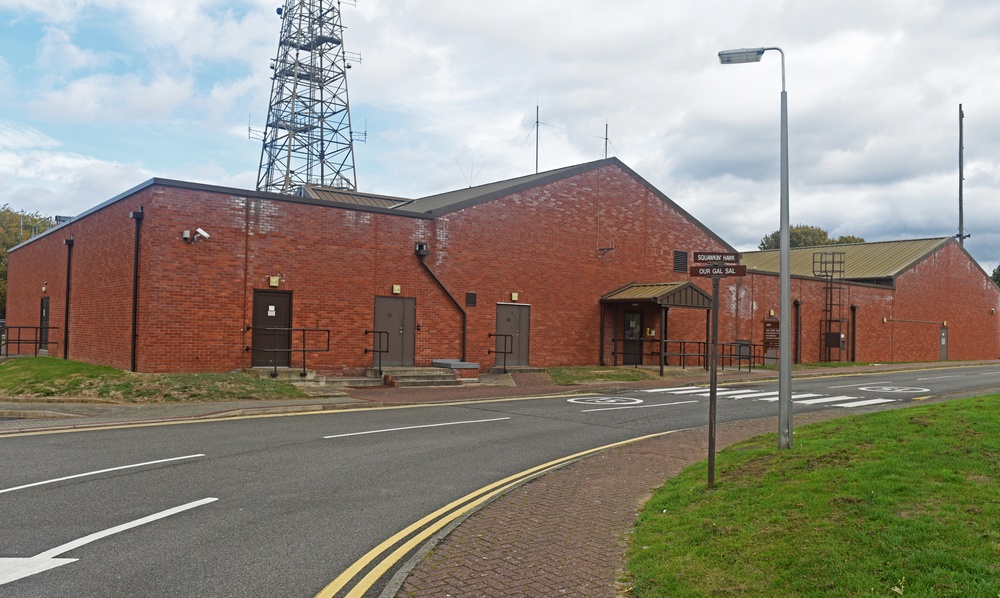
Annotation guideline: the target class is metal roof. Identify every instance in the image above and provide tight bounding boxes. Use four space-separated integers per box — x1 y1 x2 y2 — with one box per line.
739 237 952 281
393 161 607 215
302 185 410 209
601 282 713 309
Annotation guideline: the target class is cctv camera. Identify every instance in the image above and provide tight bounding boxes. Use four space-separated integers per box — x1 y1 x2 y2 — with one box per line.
195 228 211 239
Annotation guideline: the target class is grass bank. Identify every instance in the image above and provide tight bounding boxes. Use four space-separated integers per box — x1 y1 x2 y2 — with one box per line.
626 396 1000 597
547 366 656 385
0 356 305 402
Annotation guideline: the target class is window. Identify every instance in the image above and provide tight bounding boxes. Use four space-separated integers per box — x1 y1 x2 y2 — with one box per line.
465 292 477 307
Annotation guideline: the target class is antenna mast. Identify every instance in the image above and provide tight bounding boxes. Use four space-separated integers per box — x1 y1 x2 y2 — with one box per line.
958 104 968 246
257 0 358 193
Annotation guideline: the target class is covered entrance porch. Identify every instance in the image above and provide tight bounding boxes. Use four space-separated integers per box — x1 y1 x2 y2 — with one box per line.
599 282 713 375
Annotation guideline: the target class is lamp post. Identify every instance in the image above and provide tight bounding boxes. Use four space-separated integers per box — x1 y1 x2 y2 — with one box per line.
719 46 792 449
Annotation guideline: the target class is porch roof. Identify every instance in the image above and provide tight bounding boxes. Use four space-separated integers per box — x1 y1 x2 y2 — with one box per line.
600 281 712 309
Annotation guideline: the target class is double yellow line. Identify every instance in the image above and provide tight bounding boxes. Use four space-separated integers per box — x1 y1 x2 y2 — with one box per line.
316 428 683 597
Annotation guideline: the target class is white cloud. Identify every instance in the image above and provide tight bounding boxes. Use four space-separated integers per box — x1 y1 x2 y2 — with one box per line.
0 120 60 150
31 72 194 122
3 0 1000 269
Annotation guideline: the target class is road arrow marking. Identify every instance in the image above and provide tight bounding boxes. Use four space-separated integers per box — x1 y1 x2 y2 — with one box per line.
0 497 217 586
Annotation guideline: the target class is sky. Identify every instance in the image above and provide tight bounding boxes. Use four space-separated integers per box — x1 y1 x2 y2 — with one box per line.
1 0 999 270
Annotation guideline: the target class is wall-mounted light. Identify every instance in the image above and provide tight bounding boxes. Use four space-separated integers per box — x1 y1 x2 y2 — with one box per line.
42 281 47 293
183 228 211 243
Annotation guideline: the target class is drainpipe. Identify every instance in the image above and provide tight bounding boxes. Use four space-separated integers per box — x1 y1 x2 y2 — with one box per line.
417 251 467 361
793 299 801 364
63 237 74 359
129 208 144 372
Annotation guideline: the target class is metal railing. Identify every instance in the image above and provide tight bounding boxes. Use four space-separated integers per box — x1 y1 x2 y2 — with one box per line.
0 326 59 357
609 338 767 371
487 332 513 373
250 327 331 378
364 329 389 375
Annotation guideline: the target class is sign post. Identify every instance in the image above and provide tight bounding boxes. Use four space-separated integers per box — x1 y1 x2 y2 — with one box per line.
690 251 746 488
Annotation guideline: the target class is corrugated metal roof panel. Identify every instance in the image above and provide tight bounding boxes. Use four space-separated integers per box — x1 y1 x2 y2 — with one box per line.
303 186 410 208
601 282 712 308
394 162 598 214
603 282 687 301
740 238 951 280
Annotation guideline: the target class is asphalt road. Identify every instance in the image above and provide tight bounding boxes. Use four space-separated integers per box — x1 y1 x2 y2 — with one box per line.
2 364 998 597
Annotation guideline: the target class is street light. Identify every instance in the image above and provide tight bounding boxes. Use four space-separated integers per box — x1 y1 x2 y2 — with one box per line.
718 46 792 449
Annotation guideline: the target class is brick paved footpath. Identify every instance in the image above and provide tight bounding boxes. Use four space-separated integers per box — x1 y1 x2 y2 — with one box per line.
396 411 847 597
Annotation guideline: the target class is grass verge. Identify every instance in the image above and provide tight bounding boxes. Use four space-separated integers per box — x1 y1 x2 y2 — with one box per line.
547 366 656 385
626 396 1000 597
0 356 305 402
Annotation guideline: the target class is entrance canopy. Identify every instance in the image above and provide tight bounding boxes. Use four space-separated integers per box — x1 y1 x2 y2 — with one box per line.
599 282 713 374
600 281 712 309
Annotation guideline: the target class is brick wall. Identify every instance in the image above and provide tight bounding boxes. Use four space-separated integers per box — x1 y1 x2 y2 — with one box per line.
7 162 1000 376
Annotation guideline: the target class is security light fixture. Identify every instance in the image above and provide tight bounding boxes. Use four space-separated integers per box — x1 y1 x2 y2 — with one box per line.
717 48 765 64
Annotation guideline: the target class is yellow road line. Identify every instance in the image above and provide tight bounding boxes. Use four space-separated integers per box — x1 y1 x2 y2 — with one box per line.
317 428 684 598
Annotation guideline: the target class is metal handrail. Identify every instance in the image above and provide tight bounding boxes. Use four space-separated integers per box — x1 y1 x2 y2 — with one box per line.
250 327 331 378
609 338 766 370
364 329 389 375
0 326 59 357
487 332 513 373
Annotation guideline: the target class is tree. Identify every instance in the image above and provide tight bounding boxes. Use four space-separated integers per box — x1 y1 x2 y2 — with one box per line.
0 205 55 318
992 264 1000 287
757 225 865 250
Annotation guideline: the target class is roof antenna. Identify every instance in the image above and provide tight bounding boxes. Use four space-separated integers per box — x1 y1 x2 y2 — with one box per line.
957 104 970 246
535 104 540 174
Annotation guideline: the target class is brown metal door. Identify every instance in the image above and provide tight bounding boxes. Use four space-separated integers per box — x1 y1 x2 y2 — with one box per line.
39 297 50 352
252 290 292 367
373 297 416 367
495 304 530 367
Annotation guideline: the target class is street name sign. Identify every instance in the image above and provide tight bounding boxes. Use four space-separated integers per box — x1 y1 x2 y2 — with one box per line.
693 252 740 264
690 264 747 277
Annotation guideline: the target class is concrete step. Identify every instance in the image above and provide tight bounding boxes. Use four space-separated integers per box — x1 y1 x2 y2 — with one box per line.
322 377 385 388
365 367 450 378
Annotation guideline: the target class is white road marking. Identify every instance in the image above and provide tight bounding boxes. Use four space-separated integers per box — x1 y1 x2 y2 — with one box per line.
0 498 218 585
323 417 510 439
661 388 712 395
730 391 779 399
755 393 823 402
567 397 643 405
0 454 206 495
580 400 699 413
915 375 962 381
828 381 890 389
834 398 898 408
794 395 861 405
640 386 703 393
711 390 762 397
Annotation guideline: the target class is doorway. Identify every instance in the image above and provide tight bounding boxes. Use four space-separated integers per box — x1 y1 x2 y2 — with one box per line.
39 297 50 352
939 327 948 361
252 290 292 367
623 311 643 365
373 296 416 367
495 303 530 367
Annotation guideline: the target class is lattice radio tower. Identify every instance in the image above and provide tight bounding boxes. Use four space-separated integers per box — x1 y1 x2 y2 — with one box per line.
257 0 358 193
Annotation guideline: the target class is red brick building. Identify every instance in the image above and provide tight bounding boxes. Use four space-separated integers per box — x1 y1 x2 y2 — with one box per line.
6 158 999 375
